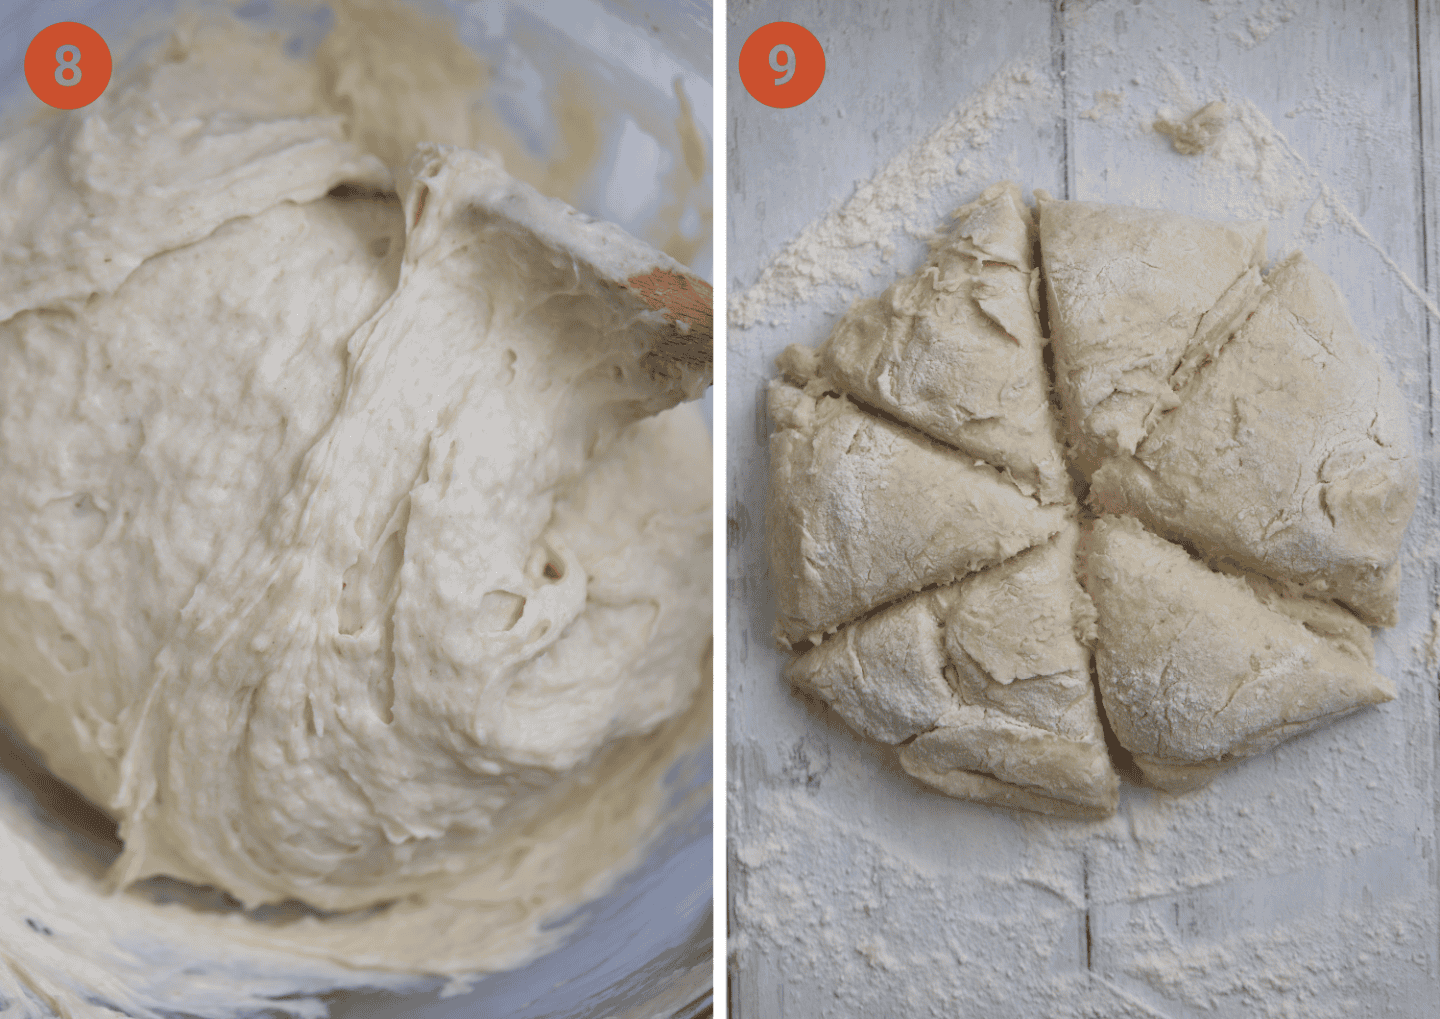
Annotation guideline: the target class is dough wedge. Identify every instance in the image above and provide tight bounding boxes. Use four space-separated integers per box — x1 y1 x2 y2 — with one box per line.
813 182 1067 503
766 375 1068 648
789 525 1119 818
1081 515 1394 793
1091 251 1418 626
1036 193 1267 471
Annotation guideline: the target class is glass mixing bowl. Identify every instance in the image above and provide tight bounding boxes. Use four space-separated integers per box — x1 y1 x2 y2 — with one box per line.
0 2 712 1016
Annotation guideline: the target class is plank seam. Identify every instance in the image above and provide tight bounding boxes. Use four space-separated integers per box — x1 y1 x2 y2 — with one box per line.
1053 0 1071 200
1418 0 1435 462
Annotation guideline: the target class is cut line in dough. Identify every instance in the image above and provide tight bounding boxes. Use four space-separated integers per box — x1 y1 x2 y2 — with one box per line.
766 374 1067 648
1081 515 1393 793
767 181 1416 814
1037 191 1267 472
1090 251 1418 626
789 525 1119 818
813 182 1068 503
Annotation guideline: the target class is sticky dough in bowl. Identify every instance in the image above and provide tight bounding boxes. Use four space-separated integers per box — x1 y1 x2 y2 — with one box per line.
0 1 713 1016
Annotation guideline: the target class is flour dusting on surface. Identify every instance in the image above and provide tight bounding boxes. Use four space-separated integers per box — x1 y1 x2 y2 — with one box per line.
1081 89 1126 122
732 750 1435 1018
1150 87 1440 323
727 54 1056 330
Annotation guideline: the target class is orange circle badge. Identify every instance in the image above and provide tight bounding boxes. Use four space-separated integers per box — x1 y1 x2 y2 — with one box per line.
738 22 825 109
25 22 112 110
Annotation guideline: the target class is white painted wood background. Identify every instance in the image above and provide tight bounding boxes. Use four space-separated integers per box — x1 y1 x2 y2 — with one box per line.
726 2 1440 1016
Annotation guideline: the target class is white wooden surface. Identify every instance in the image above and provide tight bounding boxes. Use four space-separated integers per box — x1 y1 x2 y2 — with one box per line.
726 2 1440 1016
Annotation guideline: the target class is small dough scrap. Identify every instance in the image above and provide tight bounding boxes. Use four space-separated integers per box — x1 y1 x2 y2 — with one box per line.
814 182 1067 502
1081 515 1394 793
789 526 1119 818
1091 252 1418 626
1154 100 1230 156
766 380 1068 647
1037 192 1267 470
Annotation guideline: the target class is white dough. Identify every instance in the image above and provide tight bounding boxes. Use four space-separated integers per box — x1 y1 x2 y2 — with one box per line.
1037 192 1267 470
1091 252 1418 626
789 526 1119 819
0 21 388 323
766 369 1067 648
815 181 1068 502
767 182 1417 821
1081 516 1393 793
787 588 957 746
0 138 710 910
0 2 711 1010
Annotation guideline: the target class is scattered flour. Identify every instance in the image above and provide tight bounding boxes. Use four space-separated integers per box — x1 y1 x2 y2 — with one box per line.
1318 183 1440 324
1081 89 1126 122
1146 74 1440 323
1196 0 1300 45
1230 1 1300 50
1124 902 1431 1018
731 760 1436 1019
726 54 1056 330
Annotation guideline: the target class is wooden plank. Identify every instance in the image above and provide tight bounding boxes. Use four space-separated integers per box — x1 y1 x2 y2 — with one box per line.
1419 0 1440 536
1418 0 1440 342
1416 0 1440 1002
1061 2 1438 1014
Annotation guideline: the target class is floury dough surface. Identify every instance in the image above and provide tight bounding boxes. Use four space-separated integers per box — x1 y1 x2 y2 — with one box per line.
765 369 1067 649
1088 251 1418 626
787 525 1119 819
814 182 1067 504
1081 515 1393 793
0 2 710 1014
764 180 1415 817
1035 191 1268 472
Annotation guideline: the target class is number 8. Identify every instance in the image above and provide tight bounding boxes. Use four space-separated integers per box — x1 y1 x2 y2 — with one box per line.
54 44 82 87
769 44 795 87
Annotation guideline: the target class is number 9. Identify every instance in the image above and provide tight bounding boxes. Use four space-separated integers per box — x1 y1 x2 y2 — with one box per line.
769 44 795 87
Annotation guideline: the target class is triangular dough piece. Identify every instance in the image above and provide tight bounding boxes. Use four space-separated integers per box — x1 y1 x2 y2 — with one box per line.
1090 252 1418 626
788 526 1119 818
1081 515 1394 793
811 182 1067 502
766 377 1068 647
785 587 957 745
1036 193 1267 470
